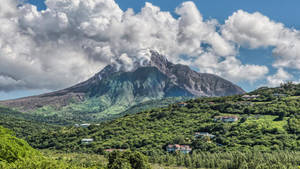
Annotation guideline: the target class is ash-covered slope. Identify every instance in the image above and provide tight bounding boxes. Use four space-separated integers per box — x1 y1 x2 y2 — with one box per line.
61 50 244 97
0 51 244 119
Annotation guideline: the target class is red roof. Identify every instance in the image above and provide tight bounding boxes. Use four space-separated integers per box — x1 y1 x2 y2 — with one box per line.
167 144 191 149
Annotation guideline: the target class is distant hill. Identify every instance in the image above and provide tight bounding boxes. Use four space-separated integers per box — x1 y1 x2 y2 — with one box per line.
0 51 244 123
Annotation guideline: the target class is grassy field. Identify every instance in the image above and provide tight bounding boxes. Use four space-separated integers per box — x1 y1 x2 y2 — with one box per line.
241 115 288 133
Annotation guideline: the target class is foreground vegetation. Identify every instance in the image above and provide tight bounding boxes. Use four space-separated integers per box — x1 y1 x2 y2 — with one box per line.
0 126 75 169
42 150 300 169
0 126 154 169
149 151 300 169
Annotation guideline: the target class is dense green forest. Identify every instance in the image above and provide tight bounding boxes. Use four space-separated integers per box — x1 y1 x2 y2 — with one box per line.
1 83 300 168
24 83 300 153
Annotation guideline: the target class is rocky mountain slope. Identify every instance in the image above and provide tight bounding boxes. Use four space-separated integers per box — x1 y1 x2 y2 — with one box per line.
0 51 244 122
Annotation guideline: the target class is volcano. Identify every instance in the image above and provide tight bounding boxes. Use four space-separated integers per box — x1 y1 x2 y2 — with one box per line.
0 51 245 122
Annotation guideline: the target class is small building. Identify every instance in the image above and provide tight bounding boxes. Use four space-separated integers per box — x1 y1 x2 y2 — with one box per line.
75 123 100 127
178 102 187 107
104 149 126 152
242 95 260 100
214 116 238 122
195 132 215 138
166 144 192 154
273 93 287 97
80 123 91 128
81 138 94 144
75 124 91 128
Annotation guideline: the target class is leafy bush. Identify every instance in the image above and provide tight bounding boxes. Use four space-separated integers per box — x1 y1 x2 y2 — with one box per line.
107 151 151 169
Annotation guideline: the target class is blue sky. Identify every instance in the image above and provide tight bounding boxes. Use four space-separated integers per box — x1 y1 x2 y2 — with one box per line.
27 0 300 28
116 0 300 27
1 0 300 100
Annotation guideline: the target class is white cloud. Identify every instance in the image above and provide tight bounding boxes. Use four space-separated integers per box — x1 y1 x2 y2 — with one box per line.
2 0 292 92
222 10 300 71
222 10 284 48
272 38 300 70
266 68 293 87
175 2 236 57
0 75 25 91
193 54 268 83
0 0 17 18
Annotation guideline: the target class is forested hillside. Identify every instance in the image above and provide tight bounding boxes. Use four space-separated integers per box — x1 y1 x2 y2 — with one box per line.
0 126 80 169
0 125 154 169
24 83 300 153
1 83 300 168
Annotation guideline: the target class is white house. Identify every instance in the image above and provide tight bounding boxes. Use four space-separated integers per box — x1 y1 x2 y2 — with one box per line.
195 132 215 138
273 93 287 97
81 138 94 144
214 116 239 122
242 95 260 100
166 144 192 154
75 124 91 128
81 124 91 128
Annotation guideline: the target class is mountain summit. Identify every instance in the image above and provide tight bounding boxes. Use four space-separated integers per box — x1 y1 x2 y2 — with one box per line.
54 50 244 97
0 51 244 121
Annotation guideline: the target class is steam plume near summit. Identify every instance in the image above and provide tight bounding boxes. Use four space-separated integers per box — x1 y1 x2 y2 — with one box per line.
0 0 299 92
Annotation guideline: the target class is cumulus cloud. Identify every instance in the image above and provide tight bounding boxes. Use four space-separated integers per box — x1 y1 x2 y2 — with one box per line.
266 68 293 87
193 54 268 83
0 75 25 91
3 0 296 92
0 0 17 18
222 10 300 71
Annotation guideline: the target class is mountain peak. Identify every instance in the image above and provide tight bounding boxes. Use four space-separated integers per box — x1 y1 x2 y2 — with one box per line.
96 50 169 81
67 50 245 96
149 50 169 66
149 50 171 74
